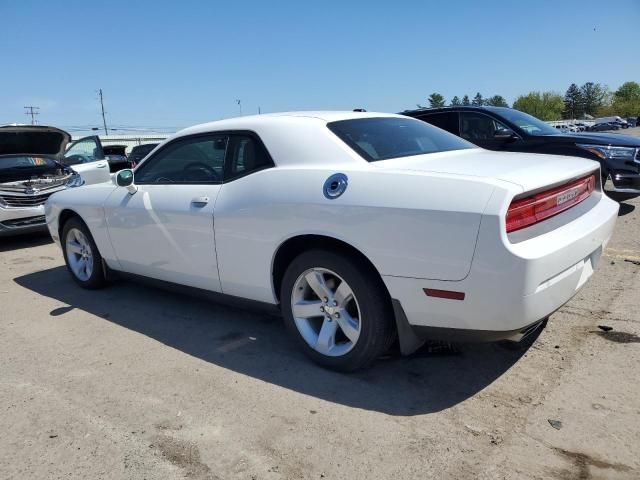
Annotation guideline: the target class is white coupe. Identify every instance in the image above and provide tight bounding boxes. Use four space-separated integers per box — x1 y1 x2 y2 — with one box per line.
45 112 619 371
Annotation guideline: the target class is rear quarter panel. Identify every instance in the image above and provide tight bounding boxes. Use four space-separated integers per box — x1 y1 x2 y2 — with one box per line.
214 166 500 303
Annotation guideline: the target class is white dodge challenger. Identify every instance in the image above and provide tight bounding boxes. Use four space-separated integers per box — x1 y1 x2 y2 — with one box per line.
45 111 619 371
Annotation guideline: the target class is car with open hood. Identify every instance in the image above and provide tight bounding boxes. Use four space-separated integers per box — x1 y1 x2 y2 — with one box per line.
45 112 618 371
402 106 640 193
0 125 111 236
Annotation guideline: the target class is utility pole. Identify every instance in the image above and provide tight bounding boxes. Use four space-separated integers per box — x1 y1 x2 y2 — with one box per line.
24 106 40 125
236 99 242 116
98 88 108 135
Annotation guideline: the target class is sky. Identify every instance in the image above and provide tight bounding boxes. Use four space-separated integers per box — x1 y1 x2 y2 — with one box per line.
1 0 639 134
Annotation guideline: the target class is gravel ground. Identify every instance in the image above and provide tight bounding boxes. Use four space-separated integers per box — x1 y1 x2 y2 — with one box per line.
1 182 639 479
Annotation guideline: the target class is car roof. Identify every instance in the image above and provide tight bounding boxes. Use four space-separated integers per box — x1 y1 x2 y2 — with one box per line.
159 111 408 168
175 111 402 137
400 106 511 115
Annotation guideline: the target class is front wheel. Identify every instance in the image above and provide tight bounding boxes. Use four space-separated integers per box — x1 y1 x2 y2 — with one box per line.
281 250 395 371
61 217 106 289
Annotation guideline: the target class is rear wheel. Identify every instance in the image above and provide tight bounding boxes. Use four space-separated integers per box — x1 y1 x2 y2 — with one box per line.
281 250 395 371
61 217 106 289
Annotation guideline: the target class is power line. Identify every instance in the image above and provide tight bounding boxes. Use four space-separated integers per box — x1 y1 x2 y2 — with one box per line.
24 106 40 125
98 89 108 135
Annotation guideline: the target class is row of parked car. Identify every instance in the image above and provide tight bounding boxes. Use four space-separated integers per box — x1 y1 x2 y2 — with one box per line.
1 106 639 238
552 116 638 133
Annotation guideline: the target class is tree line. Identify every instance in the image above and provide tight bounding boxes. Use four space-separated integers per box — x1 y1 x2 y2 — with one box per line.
421 81 640 121
421 92 508 109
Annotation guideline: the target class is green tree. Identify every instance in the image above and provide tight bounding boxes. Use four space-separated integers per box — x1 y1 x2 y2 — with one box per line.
563 83 583 119
472 92 485 106
580 82 608 116
485 95 509 107
512 91 564 120
428 92 446 108
462 95 470 106
611 81 640 116
450 95 461 106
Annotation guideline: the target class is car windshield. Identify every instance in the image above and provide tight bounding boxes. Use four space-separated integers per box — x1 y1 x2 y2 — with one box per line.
327 117 475 162
495 109 558 135
0 155 58 170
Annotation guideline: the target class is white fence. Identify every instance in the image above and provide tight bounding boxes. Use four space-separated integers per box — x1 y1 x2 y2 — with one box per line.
71 134 171 154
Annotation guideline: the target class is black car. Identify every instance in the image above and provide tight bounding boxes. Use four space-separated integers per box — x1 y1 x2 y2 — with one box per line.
402 106 640 192
128 143 159 168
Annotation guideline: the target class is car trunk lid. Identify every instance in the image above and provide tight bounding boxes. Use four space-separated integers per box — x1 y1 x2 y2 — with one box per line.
372 149 600 193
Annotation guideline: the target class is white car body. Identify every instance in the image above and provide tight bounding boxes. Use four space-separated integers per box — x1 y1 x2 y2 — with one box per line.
0 125 111 236
45 112 618 362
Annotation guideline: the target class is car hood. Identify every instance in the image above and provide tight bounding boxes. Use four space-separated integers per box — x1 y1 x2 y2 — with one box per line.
541 132 640 147
0 125 71 158
373 148 600 193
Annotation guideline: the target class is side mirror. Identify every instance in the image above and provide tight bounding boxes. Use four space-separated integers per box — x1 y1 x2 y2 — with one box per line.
494 128 517 141
115 169 137 194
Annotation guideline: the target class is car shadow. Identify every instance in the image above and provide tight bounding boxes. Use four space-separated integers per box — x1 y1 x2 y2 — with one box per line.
606 191 639 203
14 266 536 416
0 232 53 252
605 191 638 217
618 203 636 216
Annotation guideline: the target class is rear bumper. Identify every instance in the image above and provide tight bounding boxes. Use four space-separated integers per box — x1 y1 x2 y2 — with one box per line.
383 192 618 337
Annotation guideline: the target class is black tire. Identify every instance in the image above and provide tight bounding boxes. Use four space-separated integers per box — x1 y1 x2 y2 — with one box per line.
61 217 106 289
281 249 395 372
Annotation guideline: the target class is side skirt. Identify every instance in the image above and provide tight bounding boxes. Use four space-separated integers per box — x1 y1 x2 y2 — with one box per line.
108 270 281 317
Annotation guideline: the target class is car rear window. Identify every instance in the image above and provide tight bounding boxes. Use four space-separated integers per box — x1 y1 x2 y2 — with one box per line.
327 117 474 162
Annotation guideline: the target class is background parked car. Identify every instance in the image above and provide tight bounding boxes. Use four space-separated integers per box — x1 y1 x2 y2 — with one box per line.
402 106 640 192
128 143 159 168
0 125 111 236
102 144 131 171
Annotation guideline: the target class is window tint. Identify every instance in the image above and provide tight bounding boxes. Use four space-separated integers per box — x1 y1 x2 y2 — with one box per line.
327 117 474 162
225 135 273 180
460 113 509 141
135 135 227 184
419 112 459 135
63 137 104 165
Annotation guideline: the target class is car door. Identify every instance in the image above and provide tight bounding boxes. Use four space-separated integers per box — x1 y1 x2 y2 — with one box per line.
62 136 111 184
459 112 515 150
103 133 227 292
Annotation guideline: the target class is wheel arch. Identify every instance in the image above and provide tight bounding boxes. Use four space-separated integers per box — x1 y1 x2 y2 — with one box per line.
57 208 86 239
271 234 390 304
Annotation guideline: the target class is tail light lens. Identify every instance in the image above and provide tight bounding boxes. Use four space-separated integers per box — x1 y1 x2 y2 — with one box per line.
506 174 596 233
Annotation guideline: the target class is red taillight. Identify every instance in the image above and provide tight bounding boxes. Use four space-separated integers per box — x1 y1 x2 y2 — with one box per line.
506 174 596 233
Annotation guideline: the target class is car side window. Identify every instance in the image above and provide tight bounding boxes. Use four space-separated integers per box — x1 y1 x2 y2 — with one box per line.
460 113 509 141
419 112 459 135
135 135 227 184
63 137 105 165
224 135 274 181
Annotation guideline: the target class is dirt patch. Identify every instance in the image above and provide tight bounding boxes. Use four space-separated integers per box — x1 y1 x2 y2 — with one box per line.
151 434 219 480
550 446 632 480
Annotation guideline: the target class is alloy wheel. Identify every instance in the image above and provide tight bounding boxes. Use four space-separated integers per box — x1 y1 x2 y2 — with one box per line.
290 267 362 357
65 227 94 282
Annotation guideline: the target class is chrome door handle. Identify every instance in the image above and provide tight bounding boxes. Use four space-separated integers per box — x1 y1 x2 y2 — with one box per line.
96 163 107 168
191 196 210 206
